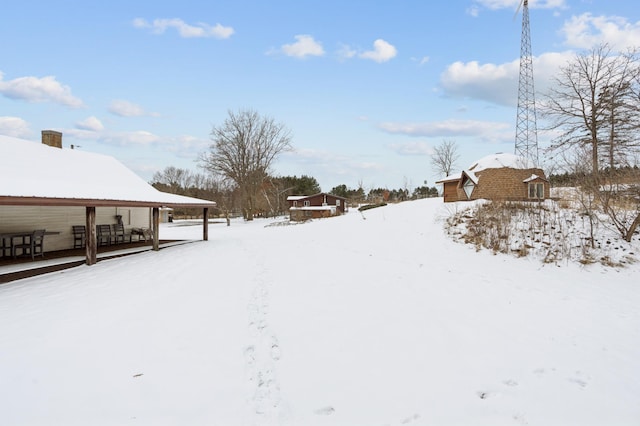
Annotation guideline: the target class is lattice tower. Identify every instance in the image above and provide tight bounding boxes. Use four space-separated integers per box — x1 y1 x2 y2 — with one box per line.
515 0 539 166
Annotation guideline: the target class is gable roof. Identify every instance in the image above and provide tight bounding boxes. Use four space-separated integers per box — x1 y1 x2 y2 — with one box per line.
0 135 216 208
460 170 479 185
287 192 347 201
523 174 549 183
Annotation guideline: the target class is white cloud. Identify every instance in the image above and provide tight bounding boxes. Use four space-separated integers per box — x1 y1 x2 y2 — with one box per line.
359 39 397 63
388 141 433 156
109 99 159 117
75 116 104 132
439 51 571 106
440 59 519 106
466 6 480 17
337 43 357 60
0 116 31 137
133 18 234 39
378 119 510 140
280 35 325 58
0 72 84 108
100 130 160 146
560 13 640 50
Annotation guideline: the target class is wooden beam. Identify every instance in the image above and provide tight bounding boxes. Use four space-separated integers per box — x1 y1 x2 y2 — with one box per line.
203 207 209 241
152 207 159 251
85 206 97 265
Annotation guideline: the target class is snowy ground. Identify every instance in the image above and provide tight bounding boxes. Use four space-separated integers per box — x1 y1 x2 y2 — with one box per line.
0 198 639 426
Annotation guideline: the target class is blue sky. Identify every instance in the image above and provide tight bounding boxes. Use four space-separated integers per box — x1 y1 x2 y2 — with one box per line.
1 0 639 192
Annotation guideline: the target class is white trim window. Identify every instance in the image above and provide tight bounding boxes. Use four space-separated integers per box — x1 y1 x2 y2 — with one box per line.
304 200 310 207
528 183 544 199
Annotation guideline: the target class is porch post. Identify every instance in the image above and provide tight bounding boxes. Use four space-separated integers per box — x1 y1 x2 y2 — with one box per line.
203 207 209 241
152 207 160 251
85 206 97 265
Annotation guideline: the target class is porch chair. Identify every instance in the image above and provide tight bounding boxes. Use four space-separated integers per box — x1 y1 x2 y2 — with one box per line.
112 223 130 244
96 224 112 246
72 225 86 249
1 236 12 258
12 229 46 260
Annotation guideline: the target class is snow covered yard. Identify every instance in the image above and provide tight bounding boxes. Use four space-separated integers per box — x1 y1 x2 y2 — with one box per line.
1 198 639 425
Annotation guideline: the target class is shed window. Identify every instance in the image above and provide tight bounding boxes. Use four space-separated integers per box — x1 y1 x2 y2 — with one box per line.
336 199 341 206
304 200 310 207
463 178 475 199
528 183 544 199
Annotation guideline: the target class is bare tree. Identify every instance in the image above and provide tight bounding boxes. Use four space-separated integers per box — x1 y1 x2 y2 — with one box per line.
430 139 460 177
599 48 640 170
199 109 292 220
151 166 194 193
542 44 640 175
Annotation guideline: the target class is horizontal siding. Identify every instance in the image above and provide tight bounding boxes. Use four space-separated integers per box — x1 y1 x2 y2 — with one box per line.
1 206 151 252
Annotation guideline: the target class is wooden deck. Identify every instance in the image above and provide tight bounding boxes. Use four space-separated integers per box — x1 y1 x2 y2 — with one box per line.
0 240 192 284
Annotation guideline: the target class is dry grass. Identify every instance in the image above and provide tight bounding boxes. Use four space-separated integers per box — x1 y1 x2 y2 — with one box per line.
444 198 639 267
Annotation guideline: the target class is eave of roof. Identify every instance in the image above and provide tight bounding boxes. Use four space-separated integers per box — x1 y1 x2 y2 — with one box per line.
0 195 216 208
435 173 462 184
287 192 347 200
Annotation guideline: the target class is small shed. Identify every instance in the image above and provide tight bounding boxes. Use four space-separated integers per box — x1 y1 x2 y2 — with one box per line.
287 192 347 221
436 153 550 203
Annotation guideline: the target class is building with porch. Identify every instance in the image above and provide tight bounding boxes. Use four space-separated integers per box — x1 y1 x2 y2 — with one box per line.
0 132 216 266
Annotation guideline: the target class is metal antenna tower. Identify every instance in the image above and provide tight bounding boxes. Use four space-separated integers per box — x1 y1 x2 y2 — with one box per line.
514 0 539 166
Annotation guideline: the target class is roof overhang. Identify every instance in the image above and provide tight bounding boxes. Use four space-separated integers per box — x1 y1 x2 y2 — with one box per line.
0 195 217 208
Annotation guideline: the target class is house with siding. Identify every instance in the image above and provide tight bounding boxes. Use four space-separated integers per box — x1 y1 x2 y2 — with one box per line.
0 131 216 265
287 192 347 221
436 153 550 203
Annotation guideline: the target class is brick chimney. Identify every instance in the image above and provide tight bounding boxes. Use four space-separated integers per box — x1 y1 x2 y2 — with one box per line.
42 130 63 148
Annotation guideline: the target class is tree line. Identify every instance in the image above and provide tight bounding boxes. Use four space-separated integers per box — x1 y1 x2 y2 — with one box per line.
151 165 439 219
153 108 440 220
151 168 322 219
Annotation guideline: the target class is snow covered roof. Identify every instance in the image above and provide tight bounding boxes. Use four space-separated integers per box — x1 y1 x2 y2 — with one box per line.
290 206 335 211
287 192 347 201
435 172 462 184
0 135 216 208
523 174 548 183
468 153 536 172
461 170 479 185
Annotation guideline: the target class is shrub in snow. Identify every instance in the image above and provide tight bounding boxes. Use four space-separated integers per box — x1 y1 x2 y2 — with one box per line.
444 199 638 267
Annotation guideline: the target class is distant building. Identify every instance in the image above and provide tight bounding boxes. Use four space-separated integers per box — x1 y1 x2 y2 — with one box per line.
287 193 347 221
436 153 550 203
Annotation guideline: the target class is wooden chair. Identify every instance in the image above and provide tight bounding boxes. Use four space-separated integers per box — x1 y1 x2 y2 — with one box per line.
112 223 130 244
1 236 11 258
96 224 112 246
12 229 46 260
72 225 86 249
